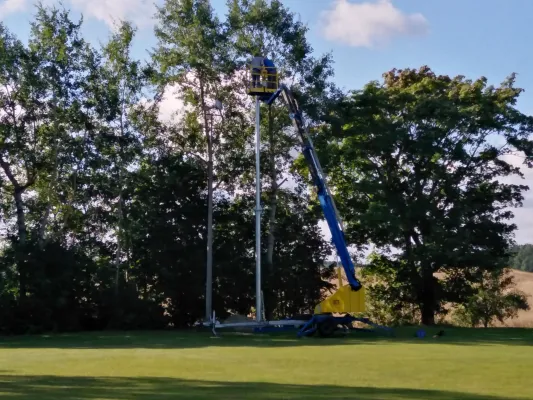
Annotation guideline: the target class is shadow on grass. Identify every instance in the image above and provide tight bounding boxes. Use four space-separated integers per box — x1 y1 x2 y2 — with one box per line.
0 375 526 400
0 327 532 349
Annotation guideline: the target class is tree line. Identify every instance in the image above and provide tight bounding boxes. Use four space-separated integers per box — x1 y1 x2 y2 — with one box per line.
1 0 532 334
510 244 533 272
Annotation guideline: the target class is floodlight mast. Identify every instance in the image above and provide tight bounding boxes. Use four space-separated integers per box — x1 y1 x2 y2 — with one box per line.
254 96 262 323
245 57 362 326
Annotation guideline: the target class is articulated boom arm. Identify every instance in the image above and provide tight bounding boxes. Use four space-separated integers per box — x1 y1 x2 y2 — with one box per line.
266 84 362 291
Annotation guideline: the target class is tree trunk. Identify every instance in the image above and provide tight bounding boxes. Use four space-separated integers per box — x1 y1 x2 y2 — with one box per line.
14 188 28 299
0 110 33 299
206 138 214 319
14 189 27 245
420 267 436 325
114 189 123 297
37 204 52 249
37 142 59 249
0 159 30 251
410 231 436 325
265 105 277 320
1 155 31 299
421 302 435 325
114 80 127 308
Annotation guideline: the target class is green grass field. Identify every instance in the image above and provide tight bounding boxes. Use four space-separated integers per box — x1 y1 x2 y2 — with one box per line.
1 327 533 399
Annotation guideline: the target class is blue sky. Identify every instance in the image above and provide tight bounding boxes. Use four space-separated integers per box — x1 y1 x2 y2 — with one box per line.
2 0 533 243
3 0 533 111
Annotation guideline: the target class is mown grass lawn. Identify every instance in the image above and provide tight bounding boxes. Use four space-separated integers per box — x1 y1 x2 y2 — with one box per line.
1 327 532 399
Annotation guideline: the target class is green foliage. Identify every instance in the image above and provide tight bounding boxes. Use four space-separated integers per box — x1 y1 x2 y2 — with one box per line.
1 2 531 335
452 268 530 328
360 253 422 326
124 154 210 327
154 0 229 80
0 1 337 334
510 244 533 272
312 66 533 325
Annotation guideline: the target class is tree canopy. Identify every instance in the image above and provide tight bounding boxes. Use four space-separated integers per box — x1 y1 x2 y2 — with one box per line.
0 2 334 333
510 244 533 272
0 4 531 333
310 66 533 324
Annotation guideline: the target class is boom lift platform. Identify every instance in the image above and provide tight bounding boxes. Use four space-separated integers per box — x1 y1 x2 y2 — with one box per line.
206 61 391 338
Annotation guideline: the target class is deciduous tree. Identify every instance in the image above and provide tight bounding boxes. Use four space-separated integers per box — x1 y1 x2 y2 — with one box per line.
153 0 240 321
313 66 533 325
452 268 529 328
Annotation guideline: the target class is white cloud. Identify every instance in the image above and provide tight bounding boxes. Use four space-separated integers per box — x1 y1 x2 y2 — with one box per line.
13 0 158 28
158 84 190 123
0 0 27 18
68 0 157 28
137 85 188 125
320 0 429 48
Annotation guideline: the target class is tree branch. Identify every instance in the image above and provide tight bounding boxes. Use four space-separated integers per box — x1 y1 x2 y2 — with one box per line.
0 156 20 188
276 177 288 189
0 156 35 191
213 178 224 191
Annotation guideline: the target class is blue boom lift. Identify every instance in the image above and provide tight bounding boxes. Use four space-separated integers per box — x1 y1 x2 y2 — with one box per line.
245 61 390 338
265 84 362 292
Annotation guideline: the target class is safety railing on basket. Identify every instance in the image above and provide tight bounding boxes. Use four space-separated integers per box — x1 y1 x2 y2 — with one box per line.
248 65 279 92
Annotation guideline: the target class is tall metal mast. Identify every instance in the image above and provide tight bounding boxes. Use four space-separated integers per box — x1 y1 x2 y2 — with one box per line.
254 97 262 323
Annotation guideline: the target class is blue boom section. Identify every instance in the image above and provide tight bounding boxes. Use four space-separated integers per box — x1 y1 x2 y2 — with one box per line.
266 85 362 291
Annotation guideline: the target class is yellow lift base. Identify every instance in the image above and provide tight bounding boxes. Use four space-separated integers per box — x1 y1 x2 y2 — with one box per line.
314 267 366 315
286 267 369 337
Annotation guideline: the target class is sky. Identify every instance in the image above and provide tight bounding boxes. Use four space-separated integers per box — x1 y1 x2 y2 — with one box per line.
2 0 533 244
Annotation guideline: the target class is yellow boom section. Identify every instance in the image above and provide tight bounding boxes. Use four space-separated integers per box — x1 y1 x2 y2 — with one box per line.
314 267 366 314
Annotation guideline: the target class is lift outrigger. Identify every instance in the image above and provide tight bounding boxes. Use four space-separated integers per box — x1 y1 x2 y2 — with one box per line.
206 60 391 338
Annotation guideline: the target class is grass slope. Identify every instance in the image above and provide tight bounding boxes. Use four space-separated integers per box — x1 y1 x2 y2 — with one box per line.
1 327 533 399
